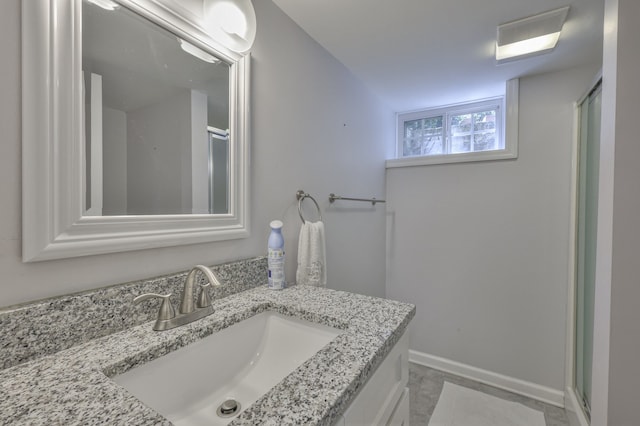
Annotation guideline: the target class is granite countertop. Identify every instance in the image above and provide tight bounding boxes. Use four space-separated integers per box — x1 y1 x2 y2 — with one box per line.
0 285 415 425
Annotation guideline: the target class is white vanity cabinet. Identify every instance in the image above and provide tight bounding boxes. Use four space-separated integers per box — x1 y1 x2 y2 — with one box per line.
334 330 410 426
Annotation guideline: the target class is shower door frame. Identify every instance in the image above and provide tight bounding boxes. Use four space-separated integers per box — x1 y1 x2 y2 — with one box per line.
564 73 602 426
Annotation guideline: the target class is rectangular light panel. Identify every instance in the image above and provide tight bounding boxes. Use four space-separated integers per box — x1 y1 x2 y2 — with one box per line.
496 6 569 63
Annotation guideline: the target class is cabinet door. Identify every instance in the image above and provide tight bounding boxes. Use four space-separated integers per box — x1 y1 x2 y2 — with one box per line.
386 387 410 426
343 331 409 425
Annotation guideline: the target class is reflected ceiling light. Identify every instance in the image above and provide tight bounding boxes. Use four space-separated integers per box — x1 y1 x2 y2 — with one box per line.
496 6 569 64
86 0 119 11
203 0 257 53
178 39 221 63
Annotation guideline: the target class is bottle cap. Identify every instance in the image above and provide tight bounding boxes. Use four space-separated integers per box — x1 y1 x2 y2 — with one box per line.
270 220 283 229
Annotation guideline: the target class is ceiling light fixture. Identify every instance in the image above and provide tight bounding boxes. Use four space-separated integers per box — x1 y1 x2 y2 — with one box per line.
178 39 221 63
496 6 569 64
85 0 119 11
203 0 257 53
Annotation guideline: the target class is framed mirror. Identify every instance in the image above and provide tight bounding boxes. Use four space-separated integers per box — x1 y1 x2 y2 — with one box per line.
22 0 250 262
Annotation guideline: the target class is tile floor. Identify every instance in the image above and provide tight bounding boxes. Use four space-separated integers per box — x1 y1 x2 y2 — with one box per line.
408 363 570 426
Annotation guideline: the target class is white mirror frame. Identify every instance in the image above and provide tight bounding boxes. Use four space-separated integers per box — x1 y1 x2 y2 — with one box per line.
22 0 250 262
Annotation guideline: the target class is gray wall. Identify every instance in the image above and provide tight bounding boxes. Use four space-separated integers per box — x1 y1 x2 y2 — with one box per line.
591 0 640 424
386 64 600 392
127 89 193 215
210 138 229 214
102 106 127 215
191 90 210 214
0 0 392 307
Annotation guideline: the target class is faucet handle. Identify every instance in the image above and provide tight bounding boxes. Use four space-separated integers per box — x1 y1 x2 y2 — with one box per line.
197 283 212 308
134 293 176 321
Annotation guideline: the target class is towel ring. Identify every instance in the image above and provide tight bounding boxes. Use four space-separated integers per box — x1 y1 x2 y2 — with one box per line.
296 190 322 224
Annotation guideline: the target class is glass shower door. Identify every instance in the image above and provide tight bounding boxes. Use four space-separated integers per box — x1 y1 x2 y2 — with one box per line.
575 80 601 420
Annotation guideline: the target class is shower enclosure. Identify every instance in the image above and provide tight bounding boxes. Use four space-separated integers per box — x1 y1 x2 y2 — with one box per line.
574 79 602 422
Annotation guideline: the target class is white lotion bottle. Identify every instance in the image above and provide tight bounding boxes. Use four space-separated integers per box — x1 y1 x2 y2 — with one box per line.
267 220 285 289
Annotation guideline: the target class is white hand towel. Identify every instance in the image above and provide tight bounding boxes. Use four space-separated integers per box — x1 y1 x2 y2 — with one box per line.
296 221 326 287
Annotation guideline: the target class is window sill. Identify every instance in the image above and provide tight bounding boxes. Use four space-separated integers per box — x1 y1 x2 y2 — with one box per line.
385 148 517 168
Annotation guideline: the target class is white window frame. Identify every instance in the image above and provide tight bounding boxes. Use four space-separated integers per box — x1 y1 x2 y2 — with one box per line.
387 79 519 168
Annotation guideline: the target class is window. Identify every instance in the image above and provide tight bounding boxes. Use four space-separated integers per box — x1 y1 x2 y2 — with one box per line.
388 79 518 167
401 100 501 157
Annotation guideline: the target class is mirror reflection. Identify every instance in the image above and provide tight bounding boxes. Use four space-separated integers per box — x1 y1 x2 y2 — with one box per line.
82 0 230 216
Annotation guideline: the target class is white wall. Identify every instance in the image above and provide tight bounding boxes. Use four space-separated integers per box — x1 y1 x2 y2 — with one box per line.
386 64 600 392
0 0 393 307
591 0 640 424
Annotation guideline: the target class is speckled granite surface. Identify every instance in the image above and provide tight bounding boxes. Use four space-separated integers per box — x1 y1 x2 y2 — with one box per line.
0 285 415 426
0 257 267 370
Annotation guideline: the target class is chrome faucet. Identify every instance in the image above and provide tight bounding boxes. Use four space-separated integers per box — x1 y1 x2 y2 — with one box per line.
134 265 222 331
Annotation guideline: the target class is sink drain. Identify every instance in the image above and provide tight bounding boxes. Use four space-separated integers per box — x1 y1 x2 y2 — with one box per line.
217 399 241 418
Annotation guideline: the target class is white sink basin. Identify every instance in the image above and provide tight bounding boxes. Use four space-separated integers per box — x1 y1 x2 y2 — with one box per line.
113 311 342 426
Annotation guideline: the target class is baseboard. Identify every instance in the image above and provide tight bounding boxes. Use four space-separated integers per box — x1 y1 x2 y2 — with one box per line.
409 350 565 408
564 386 590 426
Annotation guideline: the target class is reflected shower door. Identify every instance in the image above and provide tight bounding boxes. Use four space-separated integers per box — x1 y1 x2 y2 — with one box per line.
575 80 601 420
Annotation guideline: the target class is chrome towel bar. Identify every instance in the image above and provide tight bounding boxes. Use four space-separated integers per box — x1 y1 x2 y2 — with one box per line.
329 193 386 206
